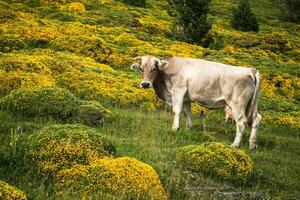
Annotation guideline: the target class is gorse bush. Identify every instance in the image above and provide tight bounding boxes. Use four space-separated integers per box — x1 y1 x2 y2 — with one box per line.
26 124 115 173
54 157 167 200
0 35 26 53
0 180 27 200
0 86 79 120
231 0 259 32
168 0 212 44
76 101 112 126
177 142 254 183
122 0 146 7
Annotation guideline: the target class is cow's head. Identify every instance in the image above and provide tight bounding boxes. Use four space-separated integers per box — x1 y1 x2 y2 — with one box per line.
130 56 168 88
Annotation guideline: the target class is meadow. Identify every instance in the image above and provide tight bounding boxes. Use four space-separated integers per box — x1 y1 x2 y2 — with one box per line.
0 0 299 199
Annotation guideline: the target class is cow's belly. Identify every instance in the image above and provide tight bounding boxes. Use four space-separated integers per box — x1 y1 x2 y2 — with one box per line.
188 93 226 108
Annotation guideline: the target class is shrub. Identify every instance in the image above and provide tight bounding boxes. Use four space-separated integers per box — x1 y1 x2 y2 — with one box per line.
177 142 254 183
76 101 112 126
122 0 146 7
26 124 115 173
168 0 212 44
57 71 155 106
0 71 54 94
283 0 300 23
0 86 80 120
0 35 26 53
0 180 27 200
231 0 259 32
54 157 167 200
60 2 86 14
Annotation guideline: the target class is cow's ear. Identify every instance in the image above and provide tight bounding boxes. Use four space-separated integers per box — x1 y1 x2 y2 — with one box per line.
130 63 141 71
158 60 168 71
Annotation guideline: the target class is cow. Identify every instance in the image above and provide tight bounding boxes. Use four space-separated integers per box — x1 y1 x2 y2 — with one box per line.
131 56 262 150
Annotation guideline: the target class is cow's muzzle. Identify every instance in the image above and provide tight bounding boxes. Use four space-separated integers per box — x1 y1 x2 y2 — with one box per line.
141 81 152 88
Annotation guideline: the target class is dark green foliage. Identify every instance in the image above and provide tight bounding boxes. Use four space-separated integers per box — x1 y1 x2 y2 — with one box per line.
0 86 80 120
231 0 259 32
76 101 111 127
0 35 26 53
46 12 77 22
122 0 146 7
283 0 300 23
168 0 212 44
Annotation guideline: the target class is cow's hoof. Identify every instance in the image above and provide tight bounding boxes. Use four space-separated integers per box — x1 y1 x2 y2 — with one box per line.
249 144 258 150
230 143 240 148
172 127 179 132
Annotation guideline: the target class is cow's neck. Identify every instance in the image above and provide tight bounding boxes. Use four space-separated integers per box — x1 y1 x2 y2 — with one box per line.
153 70 170 103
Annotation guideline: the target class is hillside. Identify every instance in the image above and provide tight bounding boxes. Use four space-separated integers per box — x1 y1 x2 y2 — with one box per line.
0 0 299 199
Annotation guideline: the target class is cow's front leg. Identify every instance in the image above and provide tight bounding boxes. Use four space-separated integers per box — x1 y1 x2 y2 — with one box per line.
171 88 187 131
183 101 193 129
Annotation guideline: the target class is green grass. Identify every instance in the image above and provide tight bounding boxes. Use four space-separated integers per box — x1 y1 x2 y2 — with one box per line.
0 0 300 199
1 107 299 199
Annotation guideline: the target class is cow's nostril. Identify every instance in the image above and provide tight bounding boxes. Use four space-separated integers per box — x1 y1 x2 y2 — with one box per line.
142 82 150 88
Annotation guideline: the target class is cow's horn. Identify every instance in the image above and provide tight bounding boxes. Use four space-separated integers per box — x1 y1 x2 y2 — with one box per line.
133 56 143 61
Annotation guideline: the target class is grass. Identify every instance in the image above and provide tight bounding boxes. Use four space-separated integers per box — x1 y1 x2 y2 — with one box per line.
0 0 299 199
2 107 298 199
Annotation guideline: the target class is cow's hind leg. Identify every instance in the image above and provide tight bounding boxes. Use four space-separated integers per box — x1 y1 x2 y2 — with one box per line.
249 112 262 150
231 107 247 148
171 88 187 131
183 101 193 129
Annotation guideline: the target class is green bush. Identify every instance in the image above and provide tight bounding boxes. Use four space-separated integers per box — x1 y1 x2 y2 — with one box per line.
283 0 300 23
122 0 146 7
168 0 212 44
26 124 115 173
0 35 26 53
177 142 254 183
231 0 259 32
0 86 80 120
76 101 111 127
54 157 167 200
0 180 27 200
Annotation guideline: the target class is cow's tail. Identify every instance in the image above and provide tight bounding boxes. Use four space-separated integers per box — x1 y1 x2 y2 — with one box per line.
246 70 260 126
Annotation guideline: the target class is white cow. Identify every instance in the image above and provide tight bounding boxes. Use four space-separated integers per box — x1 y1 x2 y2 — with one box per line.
131 56 262 149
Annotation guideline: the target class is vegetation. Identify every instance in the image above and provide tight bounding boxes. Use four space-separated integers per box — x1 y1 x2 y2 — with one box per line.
54 157 167 199
122 0 146 7
231 0 259 32
0 180 27 200
26 124 115 173
0 0 299 199
177 142 253 183
283 0 300 23
168 0 212 43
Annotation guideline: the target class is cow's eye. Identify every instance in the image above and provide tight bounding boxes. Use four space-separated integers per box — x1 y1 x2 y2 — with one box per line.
140 67 144 72
151 68 157 72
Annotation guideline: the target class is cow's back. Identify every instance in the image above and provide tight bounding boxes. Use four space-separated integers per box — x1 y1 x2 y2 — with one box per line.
163 57 256 108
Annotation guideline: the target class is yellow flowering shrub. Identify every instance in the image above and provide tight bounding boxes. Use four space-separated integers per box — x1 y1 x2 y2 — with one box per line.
177 142 254 183
260 73 299 100
27 124 115 173
0 71 54 94
60 2 86 14
76 101 112 127
0 180 27 200
57 71 156 106
54 157 167 200
51 35 112 63
0 86 80 120
262 112 300 128
0 35 26 53
23 27 59 42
